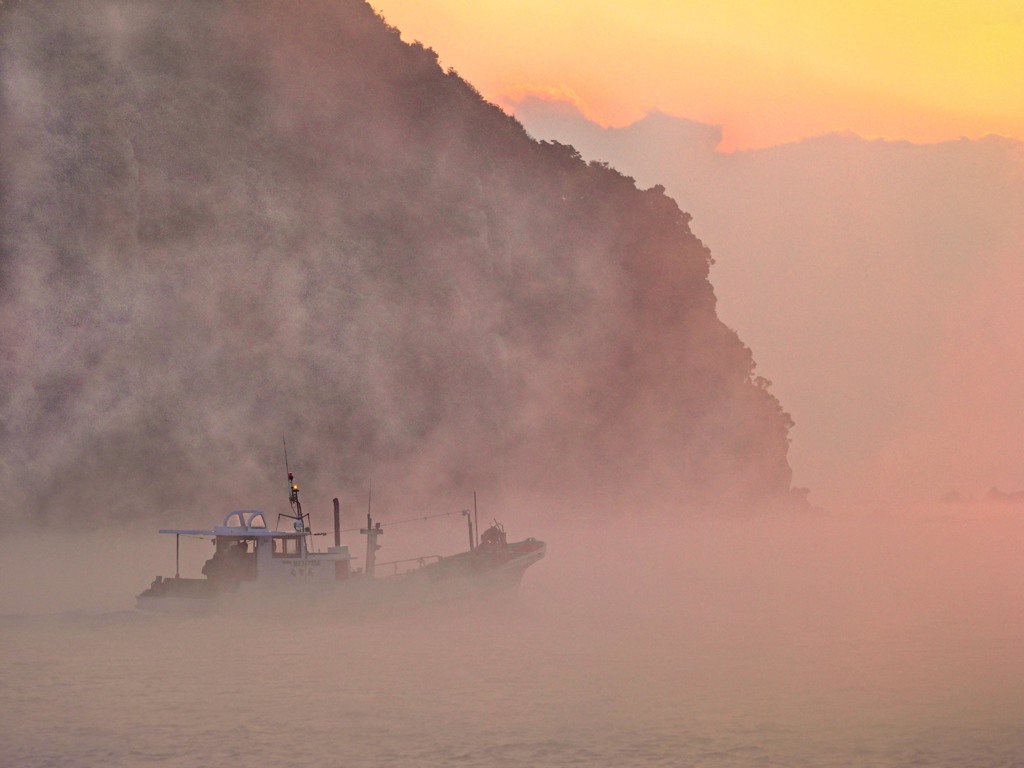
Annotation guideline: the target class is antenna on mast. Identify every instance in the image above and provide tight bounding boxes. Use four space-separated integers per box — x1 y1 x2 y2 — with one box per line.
277 439 309 537
283 438 302 518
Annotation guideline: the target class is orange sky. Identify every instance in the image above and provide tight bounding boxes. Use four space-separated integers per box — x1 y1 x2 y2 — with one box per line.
371 0 1024 150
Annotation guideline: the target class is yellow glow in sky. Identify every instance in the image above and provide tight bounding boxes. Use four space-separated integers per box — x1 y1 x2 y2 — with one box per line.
371 0 1024 150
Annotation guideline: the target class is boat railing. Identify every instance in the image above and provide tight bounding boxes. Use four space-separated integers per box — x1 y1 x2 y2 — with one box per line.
376 554 443 576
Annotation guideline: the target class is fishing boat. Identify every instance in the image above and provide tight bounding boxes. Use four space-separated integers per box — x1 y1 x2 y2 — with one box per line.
135 471 546 612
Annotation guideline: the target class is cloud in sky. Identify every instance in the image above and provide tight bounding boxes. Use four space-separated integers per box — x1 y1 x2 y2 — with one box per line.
512 98 1024 506
372 0 1024 150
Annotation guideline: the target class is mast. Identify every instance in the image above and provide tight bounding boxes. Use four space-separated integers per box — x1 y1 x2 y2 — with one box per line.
360 510 383 578
463 509 475 551
279 439 310 553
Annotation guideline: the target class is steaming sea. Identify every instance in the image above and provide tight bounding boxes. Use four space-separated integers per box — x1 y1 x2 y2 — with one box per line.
4 508 1024 767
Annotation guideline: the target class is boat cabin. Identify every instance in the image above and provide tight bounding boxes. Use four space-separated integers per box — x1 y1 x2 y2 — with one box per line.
159 510 353 588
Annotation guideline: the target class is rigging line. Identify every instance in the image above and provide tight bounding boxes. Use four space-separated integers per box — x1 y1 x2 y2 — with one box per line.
337 508 465 534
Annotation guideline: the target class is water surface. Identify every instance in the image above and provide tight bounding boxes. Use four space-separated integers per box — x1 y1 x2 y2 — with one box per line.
4 508 1023 766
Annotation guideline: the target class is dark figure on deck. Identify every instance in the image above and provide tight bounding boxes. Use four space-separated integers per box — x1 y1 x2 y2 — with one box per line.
202 540 256 586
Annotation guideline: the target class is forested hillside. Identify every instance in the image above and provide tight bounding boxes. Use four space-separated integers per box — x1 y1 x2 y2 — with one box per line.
0 0 800 525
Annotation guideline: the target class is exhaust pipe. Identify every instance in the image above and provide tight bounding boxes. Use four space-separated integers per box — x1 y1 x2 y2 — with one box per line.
333 498 340 547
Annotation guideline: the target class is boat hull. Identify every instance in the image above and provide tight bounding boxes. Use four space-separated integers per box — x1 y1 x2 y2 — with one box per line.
136 539 546 614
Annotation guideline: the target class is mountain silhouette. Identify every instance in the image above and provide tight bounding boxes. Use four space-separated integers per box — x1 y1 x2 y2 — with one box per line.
0 0 800 525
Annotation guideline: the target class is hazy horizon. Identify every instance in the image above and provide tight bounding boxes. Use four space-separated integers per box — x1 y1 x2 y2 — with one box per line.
511 98 1024 509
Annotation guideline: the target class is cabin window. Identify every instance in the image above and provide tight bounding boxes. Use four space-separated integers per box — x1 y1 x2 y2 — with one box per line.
272 537 301 558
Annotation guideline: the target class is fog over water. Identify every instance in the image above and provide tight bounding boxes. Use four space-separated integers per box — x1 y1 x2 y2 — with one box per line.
4 502 1024 766
4 2 1024 765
